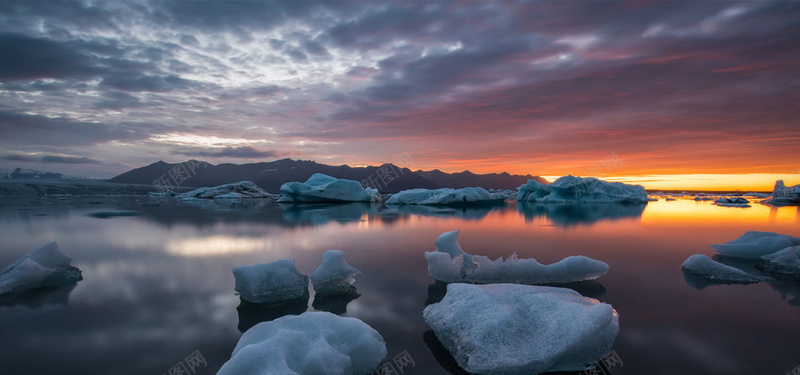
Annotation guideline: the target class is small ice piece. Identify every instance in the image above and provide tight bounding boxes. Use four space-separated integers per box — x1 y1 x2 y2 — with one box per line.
713 197 750 207
758 246 800 278
744 192 771 199
681 254 767 284
0 242 82 295
425 230 608 284
233 259 309 304
423 283 619 375
311 250 361 296
386 187 504 206
218 312 387 375
710 231 800 260
279 173 380 203
178 181 270 200
517 176 648 203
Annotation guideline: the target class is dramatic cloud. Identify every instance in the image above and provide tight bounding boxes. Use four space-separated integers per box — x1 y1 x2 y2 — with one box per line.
0 0 798 178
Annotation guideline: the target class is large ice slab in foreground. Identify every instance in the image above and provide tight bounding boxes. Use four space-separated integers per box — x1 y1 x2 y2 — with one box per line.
710 231 800 260
0 242 82 295
423 283 619 375
517 175 648 203
178 181 270 200
218 312 387 375
233 259 309 304
425 230 609 284
312 250 361 296
766 180 800 205
758 247 800 278
278 173 380 203
385 187 504 206
681 254 767 284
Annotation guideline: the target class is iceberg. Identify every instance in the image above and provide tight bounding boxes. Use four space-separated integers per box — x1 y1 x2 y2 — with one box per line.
218 312 386 375
0 242 83 295
758 246 800 278
681 254 767 284
311 250 361 296
278 173 380 203
713 197 750 207
178 181 270 200
517 175 648 203
385 187 504 206
423 283 619 374
233 259 309 304
766 180 800 205
710 231 800 260
425 230 609 284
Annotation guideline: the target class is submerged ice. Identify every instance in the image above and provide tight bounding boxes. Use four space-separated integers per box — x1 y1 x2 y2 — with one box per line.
218 312 387 375
423 283 619 375
425 230 609 284
233 259 309 304
311 250 361 296
681 254 766 284
385 187 504 205
517 175 648 203
710 231 800 260
0 242 82 295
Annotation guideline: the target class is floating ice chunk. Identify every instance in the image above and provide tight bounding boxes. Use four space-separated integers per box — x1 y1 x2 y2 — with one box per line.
758 246 800 278
178 181 270 200
710 231 800 260
279 173 380 203
423 283 619 374
218 312 387 375
233 259 309 304
311 250 361 296
744 192 771 199
666 197 677 201
386 187 503 205
713 197 750 207
681 254 767 284
766 180 800 205
425 230 608 284
517 176 648 203
148 190 176 197
0 242 82 295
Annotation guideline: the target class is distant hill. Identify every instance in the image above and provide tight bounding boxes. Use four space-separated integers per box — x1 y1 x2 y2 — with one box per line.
108 159 435 193
9 168 63 180
107 158 546 193
416 169 547 190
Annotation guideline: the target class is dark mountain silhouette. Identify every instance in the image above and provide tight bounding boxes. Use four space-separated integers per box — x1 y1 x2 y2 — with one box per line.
416 169 547 190
107 158 545 193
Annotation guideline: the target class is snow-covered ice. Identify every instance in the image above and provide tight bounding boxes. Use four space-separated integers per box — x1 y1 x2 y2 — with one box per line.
766 180 800 205
744 192 771 199
758 246 800 278
278 173 380 203
425 230 609 284
713 197 750 207
178 181 270 200
423 283 619 375
385 187 504 205
0 242 82 295
517 175 648 203
311 250 361 296
233 259 310 304
710 231 800 260
681 254 767 284
218 312 386 375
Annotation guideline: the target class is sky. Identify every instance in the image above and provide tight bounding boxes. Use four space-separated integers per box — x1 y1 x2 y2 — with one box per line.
0 0 798 189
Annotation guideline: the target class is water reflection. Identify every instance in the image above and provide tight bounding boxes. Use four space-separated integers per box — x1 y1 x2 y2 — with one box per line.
279 202 376 225
311 289 361 315
384 204 504 221
237 294 309 332
0 283 77 309
516 201 646 227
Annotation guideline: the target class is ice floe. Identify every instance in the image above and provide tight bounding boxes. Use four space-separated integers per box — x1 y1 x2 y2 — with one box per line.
681 254 767 284
311 250 360 296
278 174 380 203
178 181 270 200
233 259 309 304
0 242 82 295
710 231 800 260
517 175 648 203
385 187 504 206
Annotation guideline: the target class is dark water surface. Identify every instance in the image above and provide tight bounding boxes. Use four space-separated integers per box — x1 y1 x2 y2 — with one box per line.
0 196 798 375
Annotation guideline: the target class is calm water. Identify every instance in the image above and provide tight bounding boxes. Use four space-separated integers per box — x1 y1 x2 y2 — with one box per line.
0 196 799 375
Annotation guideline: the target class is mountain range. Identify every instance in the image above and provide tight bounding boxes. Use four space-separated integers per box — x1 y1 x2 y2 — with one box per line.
107 158 546 193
